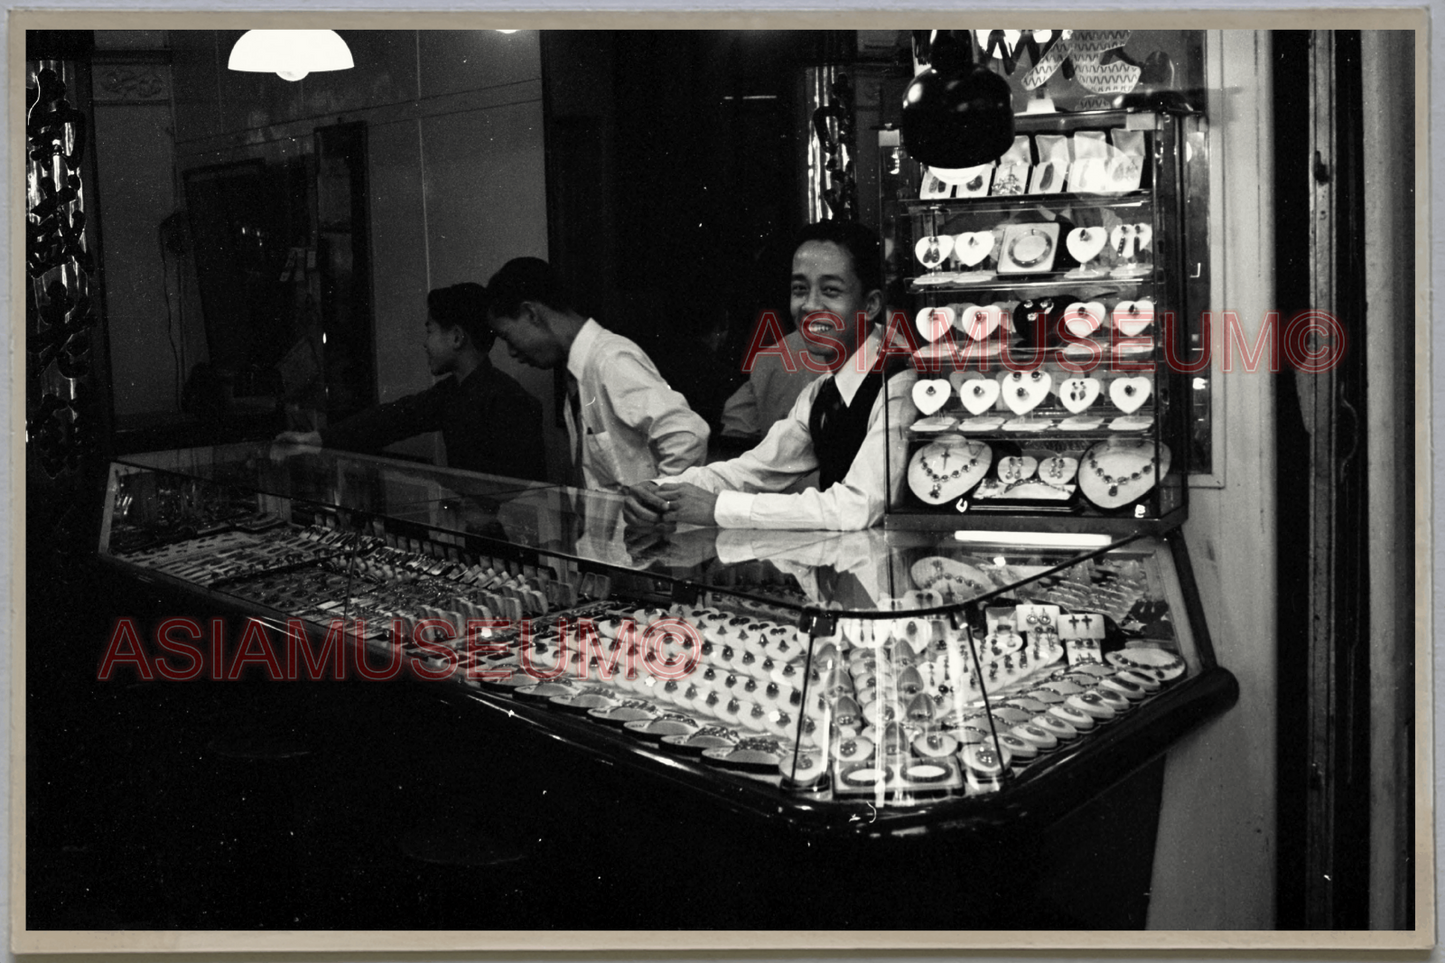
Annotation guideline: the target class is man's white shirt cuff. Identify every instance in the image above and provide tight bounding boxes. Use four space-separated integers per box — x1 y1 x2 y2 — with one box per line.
714 490 756 528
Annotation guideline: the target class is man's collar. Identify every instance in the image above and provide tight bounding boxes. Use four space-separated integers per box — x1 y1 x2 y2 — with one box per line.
566 318 603 381
833 326 885 406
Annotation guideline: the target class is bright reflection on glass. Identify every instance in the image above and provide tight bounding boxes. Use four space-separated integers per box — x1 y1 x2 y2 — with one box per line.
953 530 1116 549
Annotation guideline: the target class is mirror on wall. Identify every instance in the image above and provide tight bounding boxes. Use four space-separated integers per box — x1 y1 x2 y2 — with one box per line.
181 122 375 436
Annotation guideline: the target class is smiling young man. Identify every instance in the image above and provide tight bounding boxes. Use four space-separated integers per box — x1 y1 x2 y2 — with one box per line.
623 221 917 531
276 283 546 481
486 257 709 492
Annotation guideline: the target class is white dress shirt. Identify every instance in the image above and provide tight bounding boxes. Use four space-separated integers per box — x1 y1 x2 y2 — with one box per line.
566 318 709 491
663 328 918 531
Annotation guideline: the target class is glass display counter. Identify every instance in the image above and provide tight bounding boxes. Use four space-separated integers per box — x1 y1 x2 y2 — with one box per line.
98 443 1236 838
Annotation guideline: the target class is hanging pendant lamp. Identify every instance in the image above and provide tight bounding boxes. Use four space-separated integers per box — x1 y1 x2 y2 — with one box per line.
901 30 1015 169
228 30 354 82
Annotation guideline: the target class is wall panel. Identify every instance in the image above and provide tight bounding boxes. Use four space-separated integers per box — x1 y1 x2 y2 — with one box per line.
93 104 184 418
1150 29 1277 929
420 97 558 476
418 30 540 99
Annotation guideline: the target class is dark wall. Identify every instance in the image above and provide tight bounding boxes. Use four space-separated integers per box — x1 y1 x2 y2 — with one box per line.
542 31 852 426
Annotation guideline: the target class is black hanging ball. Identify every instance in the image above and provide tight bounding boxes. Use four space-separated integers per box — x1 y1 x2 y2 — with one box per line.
902 31 1016 170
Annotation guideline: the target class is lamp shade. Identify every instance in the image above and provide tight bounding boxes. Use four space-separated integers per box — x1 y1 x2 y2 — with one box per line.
228 30 354 82
901 30 1015 169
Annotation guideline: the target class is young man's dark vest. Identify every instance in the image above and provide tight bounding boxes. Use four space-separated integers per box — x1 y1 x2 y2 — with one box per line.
807 348 910 491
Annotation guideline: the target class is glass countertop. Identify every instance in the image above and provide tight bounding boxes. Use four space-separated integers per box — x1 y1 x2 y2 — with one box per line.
117 442 552 515
113 443 1139 617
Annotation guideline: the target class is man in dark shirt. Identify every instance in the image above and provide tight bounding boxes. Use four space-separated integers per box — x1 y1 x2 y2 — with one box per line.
276 283 546 481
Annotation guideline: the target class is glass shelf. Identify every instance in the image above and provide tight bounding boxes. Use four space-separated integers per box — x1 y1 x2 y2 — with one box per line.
910 425 1157 442
903 189 1153 215
908 270 1158 297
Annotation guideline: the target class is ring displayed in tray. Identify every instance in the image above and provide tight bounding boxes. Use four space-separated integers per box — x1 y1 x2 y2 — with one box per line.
587 701 660 725
660 726 741 754
838 764 894 788
901 762 953 785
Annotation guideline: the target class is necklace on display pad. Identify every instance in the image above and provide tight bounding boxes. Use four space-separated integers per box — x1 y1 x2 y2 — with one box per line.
918 443 982 498
1088 450 1155 497
908 438 992 504
911 556 991 595
1078 440 1172 509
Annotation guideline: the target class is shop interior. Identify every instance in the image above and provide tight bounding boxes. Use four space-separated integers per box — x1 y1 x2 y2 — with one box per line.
20 26 1419 936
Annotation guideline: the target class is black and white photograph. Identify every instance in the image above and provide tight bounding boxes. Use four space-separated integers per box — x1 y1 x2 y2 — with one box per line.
12 10 1431 952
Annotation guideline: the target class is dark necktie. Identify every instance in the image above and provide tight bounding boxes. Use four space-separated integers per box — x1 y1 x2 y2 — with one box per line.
565 375 585 489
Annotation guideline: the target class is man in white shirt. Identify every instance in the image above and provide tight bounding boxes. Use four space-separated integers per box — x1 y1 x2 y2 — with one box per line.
623 222 917 531
486 257 709 491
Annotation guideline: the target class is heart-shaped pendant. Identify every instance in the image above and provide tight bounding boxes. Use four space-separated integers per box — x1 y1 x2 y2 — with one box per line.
914 234 954 268
1065 227 1107 263
1058 377 1102 413
915 305 955 343
952 231 994 267
960 303 1002 340
1012 299 1056 346
1001 369 1053 415
987 630 1025 656
1061 300 1105 337
959 378 1000 415
1109 376 1152 413
889 617 934 655
1108 224 1132 258
1112 299 1155 336
912 379 952 416
1109 223 1152 260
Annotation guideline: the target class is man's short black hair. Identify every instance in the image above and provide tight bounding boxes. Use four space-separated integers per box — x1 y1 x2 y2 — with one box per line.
428 282 494 352
792 220 883 296
486 257 575 319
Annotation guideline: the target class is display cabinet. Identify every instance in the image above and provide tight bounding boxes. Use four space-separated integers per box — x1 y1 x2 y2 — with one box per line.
878 108 1206 532
98 443 1235 836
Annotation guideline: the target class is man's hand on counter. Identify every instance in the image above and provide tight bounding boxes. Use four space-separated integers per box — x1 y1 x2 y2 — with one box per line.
656 482 718 527
623 480 718 527
623 480 675 525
